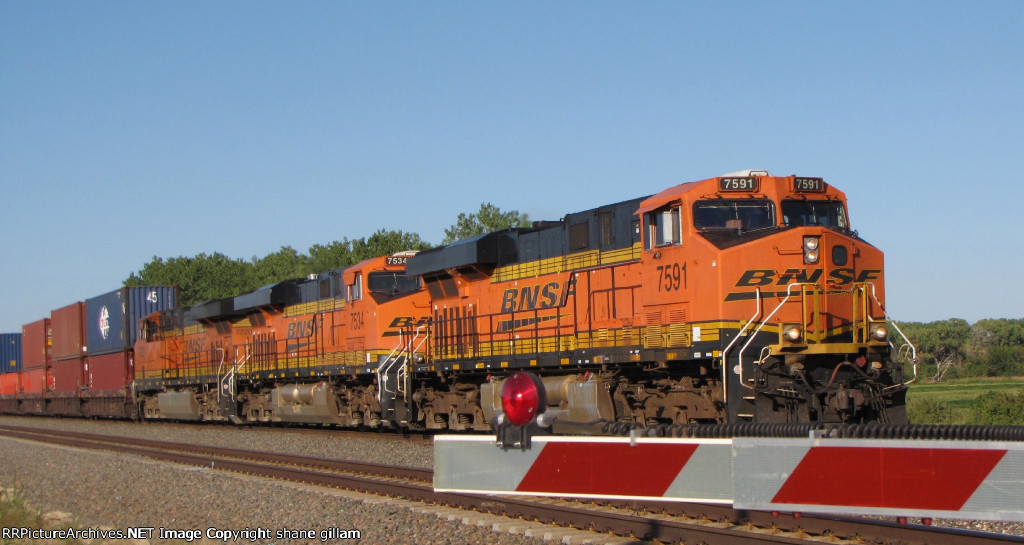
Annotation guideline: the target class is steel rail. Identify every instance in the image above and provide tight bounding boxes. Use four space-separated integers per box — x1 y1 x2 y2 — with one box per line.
0 424 430 482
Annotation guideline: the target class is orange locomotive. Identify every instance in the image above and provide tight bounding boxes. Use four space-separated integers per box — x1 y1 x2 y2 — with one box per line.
408 170 910 430
132 171 911 431
134 253 432 426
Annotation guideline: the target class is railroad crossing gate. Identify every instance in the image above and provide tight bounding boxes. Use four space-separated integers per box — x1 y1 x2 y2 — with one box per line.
434 435 733 503
733 437 1024 521
434 434 1024 521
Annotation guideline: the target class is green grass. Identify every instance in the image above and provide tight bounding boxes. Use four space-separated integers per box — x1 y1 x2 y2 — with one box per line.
907 377 1024 424
0 485 42 545
0 484 84 545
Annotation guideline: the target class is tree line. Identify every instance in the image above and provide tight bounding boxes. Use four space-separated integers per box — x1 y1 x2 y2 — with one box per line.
124 203 529 306
896 318 1024 380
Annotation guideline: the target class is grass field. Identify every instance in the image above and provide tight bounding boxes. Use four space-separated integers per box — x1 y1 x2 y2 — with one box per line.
906 377 1024 424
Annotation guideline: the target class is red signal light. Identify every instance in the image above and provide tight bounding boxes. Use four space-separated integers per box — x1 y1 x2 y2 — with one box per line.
500 372 546 426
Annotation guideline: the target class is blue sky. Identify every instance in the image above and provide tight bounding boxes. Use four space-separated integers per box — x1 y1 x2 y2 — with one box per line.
1 2 1022 333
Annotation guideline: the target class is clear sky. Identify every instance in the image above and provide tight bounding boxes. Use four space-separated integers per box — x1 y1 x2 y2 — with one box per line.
1 2 1022 333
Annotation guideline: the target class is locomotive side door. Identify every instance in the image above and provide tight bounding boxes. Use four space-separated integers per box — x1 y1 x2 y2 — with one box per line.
640 203 692 349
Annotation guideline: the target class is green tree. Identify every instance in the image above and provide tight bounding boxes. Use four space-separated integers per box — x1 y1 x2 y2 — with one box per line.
252 246 307 286
306 230 431 275
963 319 1024 376
442 203 530 244
896 319 971 381
125 253 254 306
307 238 357 275
352 229 430 262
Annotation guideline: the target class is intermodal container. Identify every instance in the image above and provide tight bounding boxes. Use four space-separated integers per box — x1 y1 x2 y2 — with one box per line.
52 358 85 392
85 286 178 356
20 368 47 394
87 351 131 392
21 318 51 370
51 302 86 361
0 333 21 374
0 373 19 395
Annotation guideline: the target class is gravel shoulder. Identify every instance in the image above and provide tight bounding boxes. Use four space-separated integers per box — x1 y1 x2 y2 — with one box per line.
0 416 553 545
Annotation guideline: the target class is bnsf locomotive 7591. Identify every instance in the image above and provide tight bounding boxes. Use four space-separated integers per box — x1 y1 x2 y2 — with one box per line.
0 171 913 432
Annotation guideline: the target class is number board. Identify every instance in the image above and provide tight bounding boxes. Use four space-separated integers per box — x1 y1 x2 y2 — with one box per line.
385 256 408 266
794 177 826 193
719 177 759 192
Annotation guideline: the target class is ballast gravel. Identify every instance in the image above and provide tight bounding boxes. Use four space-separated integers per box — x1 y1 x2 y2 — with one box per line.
0 417 600 545
2 417 1023 542
0 416 437 468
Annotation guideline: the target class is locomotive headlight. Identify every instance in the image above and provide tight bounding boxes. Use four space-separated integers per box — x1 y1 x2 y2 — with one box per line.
783 325 803 343
870 324 888 341
803 236 820 264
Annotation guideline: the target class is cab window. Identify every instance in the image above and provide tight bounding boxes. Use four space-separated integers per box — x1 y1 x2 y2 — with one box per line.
367 272 421 295
645 206 681 250
693 200 775 232
142 320 159 342
781 200 848 229
347 273 362 301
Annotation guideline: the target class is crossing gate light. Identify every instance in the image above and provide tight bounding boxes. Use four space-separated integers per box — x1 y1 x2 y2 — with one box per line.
500 371 546 426
496 372 548 449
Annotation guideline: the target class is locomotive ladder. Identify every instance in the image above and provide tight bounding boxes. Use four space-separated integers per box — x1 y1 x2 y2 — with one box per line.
377 325 429 422
218 348 252 404
857 282 918 388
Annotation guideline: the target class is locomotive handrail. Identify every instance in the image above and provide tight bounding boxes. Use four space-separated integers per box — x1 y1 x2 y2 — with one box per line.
218 348 251 403
377 335 404 400
212 348 227 402
401 325 430 396
721 288 762 402
735 283 808 390
378 324 429 402
861 281 918 387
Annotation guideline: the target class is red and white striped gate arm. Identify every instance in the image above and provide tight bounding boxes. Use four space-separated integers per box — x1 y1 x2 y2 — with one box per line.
433 435 733 503
732 437 1024 521
434 434 1024 521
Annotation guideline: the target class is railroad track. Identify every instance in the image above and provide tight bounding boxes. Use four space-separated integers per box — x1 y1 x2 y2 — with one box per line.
132 418 436 442
0 424 1019 545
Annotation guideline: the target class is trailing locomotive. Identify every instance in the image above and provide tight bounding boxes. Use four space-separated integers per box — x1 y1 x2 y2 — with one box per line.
0 171 913 432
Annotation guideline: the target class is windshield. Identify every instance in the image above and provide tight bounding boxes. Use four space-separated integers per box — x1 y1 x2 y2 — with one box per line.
693 200 775 231
781 200 848 229
367 272 421 295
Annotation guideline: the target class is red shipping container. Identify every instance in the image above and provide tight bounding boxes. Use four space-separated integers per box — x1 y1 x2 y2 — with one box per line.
0 373 19 395
87 351 132 392
51 302 86 361
21 319 52 370
52 358 85 392
21 368 47 394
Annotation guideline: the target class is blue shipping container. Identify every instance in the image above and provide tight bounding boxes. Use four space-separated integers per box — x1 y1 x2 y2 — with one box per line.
85 286 179 355
0 333 21 373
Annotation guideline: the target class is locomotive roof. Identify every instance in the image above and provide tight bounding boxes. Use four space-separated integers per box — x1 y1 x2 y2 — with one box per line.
407 194 648 277
635 180 701 215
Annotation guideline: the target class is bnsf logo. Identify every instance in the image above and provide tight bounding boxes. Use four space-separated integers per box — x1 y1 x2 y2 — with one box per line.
287 320 314 339
500 280 574 314
736 268 881 287
387 317 430 328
